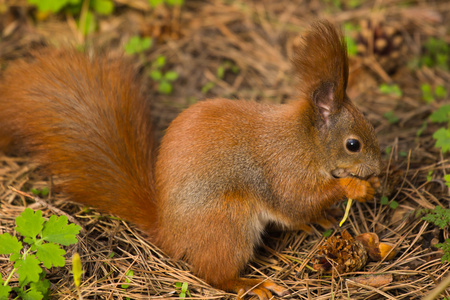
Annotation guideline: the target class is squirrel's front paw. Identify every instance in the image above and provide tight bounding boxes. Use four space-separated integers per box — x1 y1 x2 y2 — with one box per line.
338 177 375 202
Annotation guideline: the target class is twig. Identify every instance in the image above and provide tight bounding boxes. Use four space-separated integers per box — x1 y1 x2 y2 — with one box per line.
422 273 450 300
8 185 83 230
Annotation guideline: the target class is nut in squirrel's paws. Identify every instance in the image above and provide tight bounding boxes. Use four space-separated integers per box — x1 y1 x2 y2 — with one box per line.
338 177 376 203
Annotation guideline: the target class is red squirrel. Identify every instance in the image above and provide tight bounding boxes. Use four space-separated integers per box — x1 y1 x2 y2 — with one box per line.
0 20 381 299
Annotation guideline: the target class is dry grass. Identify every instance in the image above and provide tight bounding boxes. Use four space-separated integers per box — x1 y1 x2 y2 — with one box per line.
1 0 450 299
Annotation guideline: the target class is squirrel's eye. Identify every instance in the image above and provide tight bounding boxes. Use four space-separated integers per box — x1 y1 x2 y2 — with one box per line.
346 139 361 152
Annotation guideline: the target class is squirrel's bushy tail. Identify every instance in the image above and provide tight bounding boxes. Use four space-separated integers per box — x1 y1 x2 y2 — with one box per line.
0 50 157 234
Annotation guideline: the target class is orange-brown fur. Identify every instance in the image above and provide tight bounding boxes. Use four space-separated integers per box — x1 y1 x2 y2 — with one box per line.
0 21 380 299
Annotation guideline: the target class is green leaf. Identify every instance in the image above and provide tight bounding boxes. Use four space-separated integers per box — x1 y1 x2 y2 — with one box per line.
30 277 50 299
41 215 81 246
383 111 399 124
426 170 433 181
322 229 333 237
142 38 152 50
201 82 215 94
416 121 428 137
380 196 389 205
40 187 49 197
436 53 449 70
435 85 448 99
15 208 45 240
181 282 188 292
433 127 450 153
0 280 11 300
125 36 140 54
155 56 166 68
166 0 184 5
429 105 450 123
379 84 402 97
0 233 23 255
390 201 399 209
435 239 450 263
124 36 152 55
158 80 173 94
385 146 392 155
15 255 43 286
19 289 43 300
24 288 44 300
150 70 163 81
164 71 179 81
27 0 70 13
78 11 97 36
422 206 450 229
121 270 134 289
217 66 225 79
444 174 450 188
91 0 114 15
421 84 434 103
149 0 164 7
345 36 358 57
36 242 66 269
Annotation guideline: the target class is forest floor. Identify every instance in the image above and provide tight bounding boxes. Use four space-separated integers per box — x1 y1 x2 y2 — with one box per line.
0 0 449 299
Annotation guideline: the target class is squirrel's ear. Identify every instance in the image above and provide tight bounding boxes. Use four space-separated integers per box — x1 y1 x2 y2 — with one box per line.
292 20 348 125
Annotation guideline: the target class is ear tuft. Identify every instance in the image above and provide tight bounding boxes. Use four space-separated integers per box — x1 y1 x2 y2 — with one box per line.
292 20 349 123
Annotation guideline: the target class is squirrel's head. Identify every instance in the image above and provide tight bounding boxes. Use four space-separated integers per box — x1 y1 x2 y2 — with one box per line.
293 20 381 179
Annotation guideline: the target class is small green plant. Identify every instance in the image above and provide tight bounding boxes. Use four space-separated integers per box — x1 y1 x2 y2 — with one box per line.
435 239 450 263
27 0 112 14
426 170 433 181
430 105 450 123
344 23 359 57
421 84 434 103
149 56 179 94
421 84 447 104
31 187 50 197
379 83 402 97
123 37 178 95
429 104 450 153
27 0 114 36
201 82 215 94
445 174 450 188
422 206 450 229
121 270 134 289
383 111 399 124
0 208 81 299
175 282 191 299
420 37 449 70
202 61 240 95
216 61 240 79
385 145 392 155
417 120 428 137
124 36 153 55
323 229 334 238
380 196 399 210
148 0 184 7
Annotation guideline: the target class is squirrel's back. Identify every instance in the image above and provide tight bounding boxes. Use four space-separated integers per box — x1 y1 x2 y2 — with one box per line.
0 50 157 234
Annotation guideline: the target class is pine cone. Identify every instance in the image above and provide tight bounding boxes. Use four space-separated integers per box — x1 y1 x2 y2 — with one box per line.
312 230 368 274
353 19 407 73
